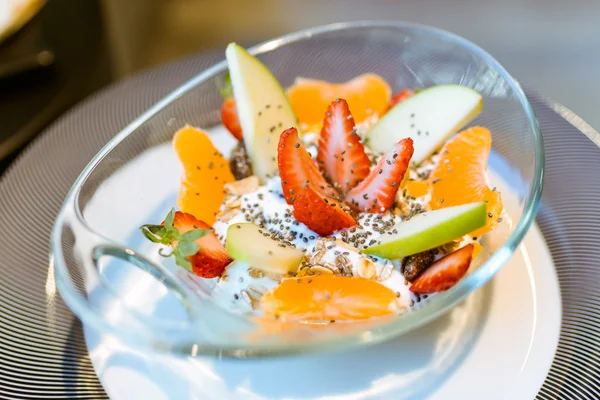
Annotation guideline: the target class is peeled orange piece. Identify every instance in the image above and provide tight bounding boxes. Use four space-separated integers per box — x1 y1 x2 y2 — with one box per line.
428 127 502 236
174 126 234 225
472 242 483 259
260 275 399 321
404 180 429 198
287 73 391 128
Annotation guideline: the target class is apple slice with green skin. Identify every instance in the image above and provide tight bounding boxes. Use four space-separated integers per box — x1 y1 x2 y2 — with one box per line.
362 202 486 259
225 43 300 182
226 222 304 274
365 85 482 164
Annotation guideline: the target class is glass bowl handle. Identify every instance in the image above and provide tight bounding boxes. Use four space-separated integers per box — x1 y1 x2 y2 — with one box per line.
52 206 259 353
90 243 208 318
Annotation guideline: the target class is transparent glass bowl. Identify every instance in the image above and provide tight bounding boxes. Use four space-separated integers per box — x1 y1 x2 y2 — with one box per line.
51 21 543 357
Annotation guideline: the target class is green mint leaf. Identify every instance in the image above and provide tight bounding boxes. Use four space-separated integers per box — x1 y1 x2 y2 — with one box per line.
174 251 193 272
140 224 167 243
164 208 175 231
180 228 211 242
179 241 199 257
219 72 233 99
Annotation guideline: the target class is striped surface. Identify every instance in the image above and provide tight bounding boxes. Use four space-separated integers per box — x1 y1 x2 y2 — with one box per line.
533 97 600 400
0 53 599 399
0 52 221 400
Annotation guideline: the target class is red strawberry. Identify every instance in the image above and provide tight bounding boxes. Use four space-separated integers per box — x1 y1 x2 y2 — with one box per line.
345 138 414 213
410 244 474 294
389 88 415 109
141 210 232 278
316 99 371 194
278 127 338 204
221 97 243 140
172 212 233 278
293 187 356 236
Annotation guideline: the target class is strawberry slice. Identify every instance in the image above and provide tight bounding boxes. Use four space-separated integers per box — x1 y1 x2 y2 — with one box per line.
345 138 414 213
221 97 243 140
389 88 415 108
278 127 338 204
141 210 232 278
410 244 474 294
293 187 356 236
172 212 233 278
316 99 371 194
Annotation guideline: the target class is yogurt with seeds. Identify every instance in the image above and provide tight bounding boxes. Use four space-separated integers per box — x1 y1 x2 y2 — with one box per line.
211 158 437 315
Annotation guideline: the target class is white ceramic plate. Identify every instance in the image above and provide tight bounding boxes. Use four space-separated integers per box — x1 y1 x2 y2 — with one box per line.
78 130 560 399
86 222 559 400
1 45 595 397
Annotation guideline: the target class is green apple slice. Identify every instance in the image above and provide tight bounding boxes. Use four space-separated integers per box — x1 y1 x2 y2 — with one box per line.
226 222 304 275
365 85 482 163
225 43 299 182
362 202 487 259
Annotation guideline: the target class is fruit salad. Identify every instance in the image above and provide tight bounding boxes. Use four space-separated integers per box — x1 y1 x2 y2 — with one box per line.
140 43 503 323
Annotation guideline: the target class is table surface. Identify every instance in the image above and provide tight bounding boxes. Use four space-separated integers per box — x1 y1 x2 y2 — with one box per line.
1 23 600 398
103 0 600 130
0 0 111 172
2 0 599 174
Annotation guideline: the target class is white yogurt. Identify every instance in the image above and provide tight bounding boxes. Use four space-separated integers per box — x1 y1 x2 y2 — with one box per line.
211 173 428 313
200 126 489 317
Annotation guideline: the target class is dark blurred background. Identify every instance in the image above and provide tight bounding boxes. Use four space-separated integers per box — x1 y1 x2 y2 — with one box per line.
1 0 599 175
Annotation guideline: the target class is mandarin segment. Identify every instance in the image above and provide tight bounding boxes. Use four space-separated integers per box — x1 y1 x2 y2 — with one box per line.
428 126 502 236
260 275 399 321
173 126 235 225
287 73 391 127
472 242 483 259
404 180 429 198
251 313 400 342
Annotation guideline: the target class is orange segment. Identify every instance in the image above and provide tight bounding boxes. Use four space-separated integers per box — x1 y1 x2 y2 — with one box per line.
472 242 483 259
173 126 235 225
428 126 502 236
404 180 429 198
287 73 391 127
303 123 322 135
250 313 400 342
260 275 399 321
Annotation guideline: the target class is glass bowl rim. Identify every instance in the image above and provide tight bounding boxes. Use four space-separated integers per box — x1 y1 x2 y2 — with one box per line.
50 20 544 357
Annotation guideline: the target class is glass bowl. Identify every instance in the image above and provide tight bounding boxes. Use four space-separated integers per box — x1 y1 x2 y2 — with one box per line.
51 21 543 358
